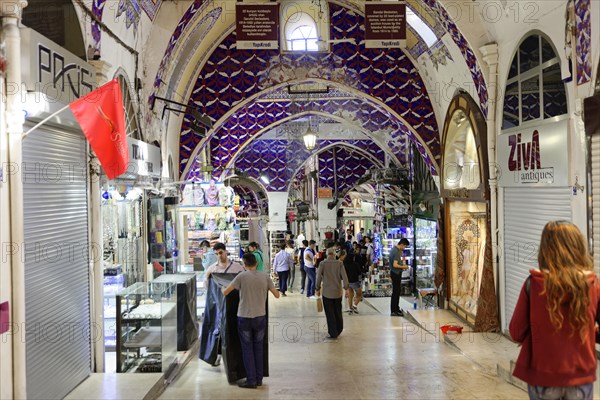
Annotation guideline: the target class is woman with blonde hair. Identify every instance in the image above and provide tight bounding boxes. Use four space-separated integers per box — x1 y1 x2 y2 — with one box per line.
510 220 600 400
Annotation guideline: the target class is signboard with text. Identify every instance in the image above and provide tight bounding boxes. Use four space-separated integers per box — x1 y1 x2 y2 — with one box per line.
126 138 161 178
318 187 333 198
497 119 569 187
364 2 406 49
236 3 279 50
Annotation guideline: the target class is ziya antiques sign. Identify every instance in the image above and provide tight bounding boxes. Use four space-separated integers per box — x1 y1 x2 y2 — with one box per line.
236 3 279 50
497 119 569 187
364 2 407 48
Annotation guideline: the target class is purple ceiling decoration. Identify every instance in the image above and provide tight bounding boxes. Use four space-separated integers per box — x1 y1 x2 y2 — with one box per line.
574 0 591 85
148 0 206 105
420 0 488 117
317 147 378 197
91 0 106 52
140 0 162 20
181 3 440 181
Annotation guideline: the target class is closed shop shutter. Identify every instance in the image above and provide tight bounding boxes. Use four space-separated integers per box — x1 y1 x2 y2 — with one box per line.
503 187 571 330
22 126 91 399
591 134 600 276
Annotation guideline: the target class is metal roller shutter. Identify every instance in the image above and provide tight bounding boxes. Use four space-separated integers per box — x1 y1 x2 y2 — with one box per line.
503 187 571 330
22 126 91 399
591 135 600 275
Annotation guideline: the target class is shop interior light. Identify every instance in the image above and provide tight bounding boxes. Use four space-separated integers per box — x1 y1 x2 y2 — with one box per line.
133 176 155 190
126 188 143 201
260 175 270 184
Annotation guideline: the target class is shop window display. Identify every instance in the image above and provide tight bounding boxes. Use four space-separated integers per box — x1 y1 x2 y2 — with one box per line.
447 201 486 316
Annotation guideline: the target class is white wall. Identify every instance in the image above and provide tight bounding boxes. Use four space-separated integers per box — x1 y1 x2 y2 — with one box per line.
267 192 288 231
317 199 337 245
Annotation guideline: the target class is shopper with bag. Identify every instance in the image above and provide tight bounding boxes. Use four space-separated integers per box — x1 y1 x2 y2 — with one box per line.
316 247 350 341
509 221 600 400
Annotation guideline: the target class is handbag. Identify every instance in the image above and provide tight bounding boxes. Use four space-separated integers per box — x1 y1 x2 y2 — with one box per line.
316 297 323 313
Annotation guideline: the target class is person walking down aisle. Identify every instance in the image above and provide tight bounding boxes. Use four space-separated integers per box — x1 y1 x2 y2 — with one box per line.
222 253 280 389
273 243 292 296
304 240 317 298
298 240 308 294
509 221 600 400
248 242 265 272
285 240 296 292
388 238 410 317
340 249 363 314
316 247 350 341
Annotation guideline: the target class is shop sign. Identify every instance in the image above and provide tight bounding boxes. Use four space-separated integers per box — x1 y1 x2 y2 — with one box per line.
236 3 279 50
364 2 406 49
20 28 95 104
126 138 161 178
497 119 568 187
318 187 333 198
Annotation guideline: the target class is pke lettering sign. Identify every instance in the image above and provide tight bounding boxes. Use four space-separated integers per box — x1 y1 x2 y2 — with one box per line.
236 3 279 50
498 119 568 187
365 2 406 49
21 28 95 104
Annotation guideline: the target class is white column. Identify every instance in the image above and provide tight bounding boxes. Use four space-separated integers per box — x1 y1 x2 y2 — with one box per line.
2 1 29 398
479 43 500 323
87 60 112 373
317 199 337 245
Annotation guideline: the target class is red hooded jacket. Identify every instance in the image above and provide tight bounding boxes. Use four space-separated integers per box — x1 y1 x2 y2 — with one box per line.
509 269 600 387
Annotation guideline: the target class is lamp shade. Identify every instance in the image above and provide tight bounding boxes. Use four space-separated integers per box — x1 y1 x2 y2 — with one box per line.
303 126 317 150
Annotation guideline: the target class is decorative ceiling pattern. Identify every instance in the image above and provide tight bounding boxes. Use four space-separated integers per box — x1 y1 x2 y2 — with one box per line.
185 95 411 172
140 0 162 20
575 0 591 85
91 0 106 52
318 147 382 197
181 3 440 180
420 0 488 117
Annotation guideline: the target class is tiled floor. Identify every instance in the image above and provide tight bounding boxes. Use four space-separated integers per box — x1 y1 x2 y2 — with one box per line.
157 289 527 400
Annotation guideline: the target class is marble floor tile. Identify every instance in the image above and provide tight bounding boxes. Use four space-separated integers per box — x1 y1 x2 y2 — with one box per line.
156 294 528 400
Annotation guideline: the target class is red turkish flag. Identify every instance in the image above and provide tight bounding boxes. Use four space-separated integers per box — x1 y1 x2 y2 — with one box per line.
69 79 129 179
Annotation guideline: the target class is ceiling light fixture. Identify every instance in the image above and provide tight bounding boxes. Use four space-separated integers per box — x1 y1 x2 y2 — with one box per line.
303 121 317 150
260 175 270 184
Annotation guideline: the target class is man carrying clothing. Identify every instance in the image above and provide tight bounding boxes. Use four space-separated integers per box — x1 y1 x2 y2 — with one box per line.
272 242 292 296
222 253 280 389
389 238 410 317
304 240 317 298
316 247 350 340
205 242 245 284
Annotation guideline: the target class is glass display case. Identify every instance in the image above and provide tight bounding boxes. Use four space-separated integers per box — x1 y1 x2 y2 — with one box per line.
148 197 179 276
116 282 177 375
104 273 126 352
414 218 437 289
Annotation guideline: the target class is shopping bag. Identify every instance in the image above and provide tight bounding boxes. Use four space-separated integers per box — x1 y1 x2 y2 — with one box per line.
316 297 323 313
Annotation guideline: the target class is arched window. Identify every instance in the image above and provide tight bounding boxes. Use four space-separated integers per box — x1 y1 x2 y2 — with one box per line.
285 12 318 51
116 74 142 140
502 34 567 129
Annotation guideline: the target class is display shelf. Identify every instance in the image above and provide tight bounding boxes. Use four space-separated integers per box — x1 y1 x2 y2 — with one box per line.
148 197 179 277
116 282 177 375
104 273 125 352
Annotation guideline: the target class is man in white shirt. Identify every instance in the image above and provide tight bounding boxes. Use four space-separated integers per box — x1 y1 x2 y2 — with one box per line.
272 243 292 296
205 242 245 284
304 240 317 298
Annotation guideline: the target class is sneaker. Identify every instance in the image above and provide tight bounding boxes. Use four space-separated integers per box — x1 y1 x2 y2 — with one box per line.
282 293 287 297
309 295 318 300
345 309 353 314
300 289 304 294
352 306 359 314
324 335 338 342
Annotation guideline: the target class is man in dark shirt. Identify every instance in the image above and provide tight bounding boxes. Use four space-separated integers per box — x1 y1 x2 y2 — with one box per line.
341 250 363 314
298 240 308 294
389 238 410 317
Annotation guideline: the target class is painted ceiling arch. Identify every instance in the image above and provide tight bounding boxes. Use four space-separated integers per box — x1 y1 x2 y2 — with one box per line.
179 4 441 180
183 98 413 183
